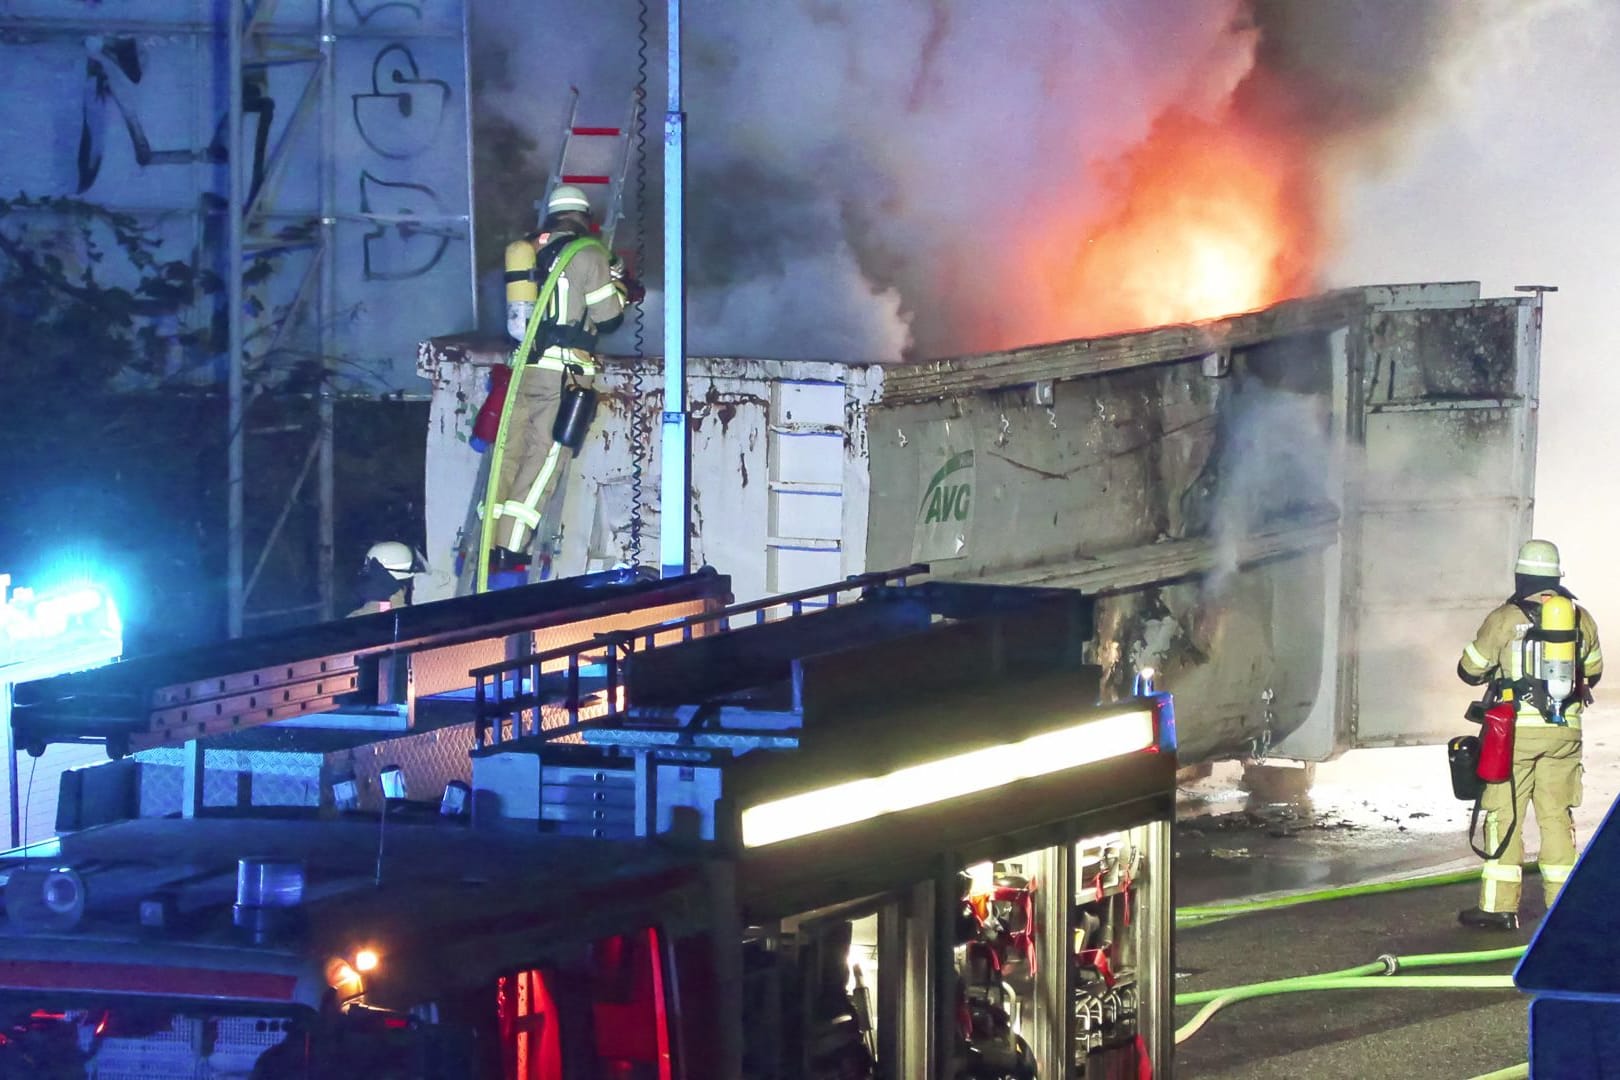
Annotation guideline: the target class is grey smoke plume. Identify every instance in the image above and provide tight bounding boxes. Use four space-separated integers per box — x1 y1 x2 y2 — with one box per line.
470 1 1497 363
1232 0 1467 143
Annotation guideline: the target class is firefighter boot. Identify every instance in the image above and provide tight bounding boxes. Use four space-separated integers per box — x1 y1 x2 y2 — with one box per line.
489 547 529 573
1458 907 1519 931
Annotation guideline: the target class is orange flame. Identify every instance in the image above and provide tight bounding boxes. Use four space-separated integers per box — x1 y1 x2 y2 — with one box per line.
1037 109 1321 340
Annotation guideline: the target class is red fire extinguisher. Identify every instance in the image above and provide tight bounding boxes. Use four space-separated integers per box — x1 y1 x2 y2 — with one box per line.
469 364 513 453
1466 701 1518 860
1476 702 1516 783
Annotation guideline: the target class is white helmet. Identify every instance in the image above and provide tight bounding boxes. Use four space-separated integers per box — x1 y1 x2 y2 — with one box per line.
1515 539 1563 579
546 184 592 216
365 541 426 582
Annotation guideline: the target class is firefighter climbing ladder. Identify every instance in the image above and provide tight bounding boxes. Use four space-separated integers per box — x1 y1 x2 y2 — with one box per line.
459 90 643 596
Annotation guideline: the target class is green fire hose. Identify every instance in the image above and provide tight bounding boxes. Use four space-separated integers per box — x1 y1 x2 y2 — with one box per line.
1174 865 1535 1061
474 236 601 594
1176 863 1540 928
1175 945 1526 1009
1176 973 1518 1045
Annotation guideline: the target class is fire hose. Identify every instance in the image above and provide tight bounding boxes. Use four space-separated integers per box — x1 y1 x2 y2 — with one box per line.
1175 872 1533 1055
1175 863 1540 929
1175 933 1526 1048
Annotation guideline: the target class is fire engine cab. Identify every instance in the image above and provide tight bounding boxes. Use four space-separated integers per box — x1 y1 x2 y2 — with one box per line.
2 567 1176 1078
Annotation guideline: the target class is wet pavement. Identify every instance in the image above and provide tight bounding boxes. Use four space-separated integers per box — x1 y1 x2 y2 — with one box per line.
1171 705 1620 1077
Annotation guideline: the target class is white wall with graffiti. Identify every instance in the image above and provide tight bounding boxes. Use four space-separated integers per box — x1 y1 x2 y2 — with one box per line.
0 0 474 394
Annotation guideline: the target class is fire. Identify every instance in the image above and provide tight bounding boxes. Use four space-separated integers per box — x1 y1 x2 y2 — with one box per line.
1041 109 1320 339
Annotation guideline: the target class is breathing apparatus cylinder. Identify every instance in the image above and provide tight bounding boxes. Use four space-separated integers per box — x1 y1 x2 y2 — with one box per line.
1538 595 1578 717
1476 701 1516 784
504 238 538 343
474 237 540 455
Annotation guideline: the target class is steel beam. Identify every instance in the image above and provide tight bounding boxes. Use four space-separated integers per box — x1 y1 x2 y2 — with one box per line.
660 0 691 579
227 0 247 639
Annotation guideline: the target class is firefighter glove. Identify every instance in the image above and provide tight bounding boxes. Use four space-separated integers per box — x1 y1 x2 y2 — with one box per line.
617 277 647 306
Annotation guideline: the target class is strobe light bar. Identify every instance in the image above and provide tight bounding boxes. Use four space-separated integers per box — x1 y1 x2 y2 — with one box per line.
740 707 1158 848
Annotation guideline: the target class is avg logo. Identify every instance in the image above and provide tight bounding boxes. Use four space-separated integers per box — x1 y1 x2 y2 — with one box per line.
919 450 974 525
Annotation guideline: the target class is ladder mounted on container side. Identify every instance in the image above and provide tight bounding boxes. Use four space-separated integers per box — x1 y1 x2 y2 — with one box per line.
537 88 641 252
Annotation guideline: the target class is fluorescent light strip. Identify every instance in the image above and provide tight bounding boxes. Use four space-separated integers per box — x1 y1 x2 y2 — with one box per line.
740 708 1155 848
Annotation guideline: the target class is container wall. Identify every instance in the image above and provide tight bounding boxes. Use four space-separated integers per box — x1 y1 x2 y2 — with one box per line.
1346 298 1540 748
418 344 879 606
864 336 1343 762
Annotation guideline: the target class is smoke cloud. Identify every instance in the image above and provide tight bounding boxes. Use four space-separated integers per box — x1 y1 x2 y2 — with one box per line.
471 1 1508 363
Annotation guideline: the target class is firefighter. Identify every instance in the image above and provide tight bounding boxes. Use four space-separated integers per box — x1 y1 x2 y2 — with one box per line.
348 541 426 618
467 184 642 591
1456 539 1603 930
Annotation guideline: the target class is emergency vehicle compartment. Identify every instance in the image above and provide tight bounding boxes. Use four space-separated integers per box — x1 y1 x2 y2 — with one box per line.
467 573 1178 1077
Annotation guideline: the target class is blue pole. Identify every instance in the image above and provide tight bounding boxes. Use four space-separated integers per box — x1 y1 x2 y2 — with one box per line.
660 0 690 580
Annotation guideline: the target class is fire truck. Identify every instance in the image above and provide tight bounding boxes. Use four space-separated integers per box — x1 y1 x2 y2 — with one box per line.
3 567 1176 1078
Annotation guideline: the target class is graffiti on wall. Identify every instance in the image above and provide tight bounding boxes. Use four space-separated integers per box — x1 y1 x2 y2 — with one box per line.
351 41 459 283
0 0 473 392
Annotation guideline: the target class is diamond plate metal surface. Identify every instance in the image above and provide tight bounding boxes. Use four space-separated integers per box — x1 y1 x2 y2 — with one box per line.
330 723 480 811
133 751 325 815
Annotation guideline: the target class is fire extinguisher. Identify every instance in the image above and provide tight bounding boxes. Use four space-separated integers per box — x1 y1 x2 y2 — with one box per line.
1476 702 1516 783
1460 699 1518 861
468 364 512 454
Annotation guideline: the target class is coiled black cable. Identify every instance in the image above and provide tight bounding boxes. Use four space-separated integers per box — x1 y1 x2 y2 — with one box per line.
628 0 650 569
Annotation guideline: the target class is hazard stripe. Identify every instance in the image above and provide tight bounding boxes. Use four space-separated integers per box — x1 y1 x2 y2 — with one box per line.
1541 864 1574 884
497 501 541 529
1518 556 1561 572
1482 863 1522 882
1464 642 1490 670
585 282 621 307
1515 711 1581 729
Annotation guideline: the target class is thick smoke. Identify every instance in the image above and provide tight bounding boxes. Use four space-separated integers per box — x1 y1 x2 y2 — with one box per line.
471 1 1497 363
1233 1 1465 144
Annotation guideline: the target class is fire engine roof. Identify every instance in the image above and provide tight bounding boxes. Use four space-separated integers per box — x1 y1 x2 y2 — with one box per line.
17 568 707 702
11 568 728 752
0 814 705 1010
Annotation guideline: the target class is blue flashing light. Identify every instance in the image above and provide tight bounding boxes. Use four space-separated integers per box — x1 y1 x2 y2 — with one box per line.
1 576 123 683
1150 692 1177 753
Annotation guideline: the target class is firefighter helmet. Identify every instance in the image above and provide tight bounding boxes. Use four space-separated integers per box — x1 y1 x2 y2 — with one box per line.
1515 539 1563 579
546 184 592 216
365 541 426 582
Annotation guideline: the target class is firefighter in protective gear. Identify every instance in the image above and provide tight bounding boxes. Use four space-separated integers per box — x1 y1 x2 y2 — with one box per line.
463 184 640 592
1456 539 1602 930
348 541 427 618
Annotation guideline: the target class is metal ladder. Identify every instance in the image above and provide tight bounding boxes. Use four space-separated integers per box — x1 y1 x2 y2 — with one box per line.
537 88 641 250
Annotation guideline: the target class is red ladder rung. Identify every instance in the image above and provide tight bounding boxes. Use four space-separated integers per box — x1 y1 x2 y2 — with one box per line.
561 174 611 185
571 126 622 136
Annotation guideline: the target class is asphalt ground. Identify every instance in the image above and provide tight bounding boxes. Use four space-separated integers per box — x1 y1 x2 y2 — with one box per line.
1167 715 1620 1079
1173 879 1534 1079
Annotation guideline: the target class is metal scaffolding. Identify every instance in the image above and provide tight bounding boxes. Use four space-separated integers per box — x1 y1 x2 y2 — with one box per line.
227 0 337 636
223 0 475 636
